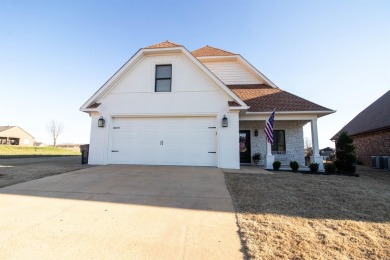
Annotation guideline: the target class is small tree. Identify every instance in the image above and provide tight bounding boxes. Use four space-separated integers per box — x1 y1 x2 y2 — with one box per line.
335 132 357 173
47 120 63 147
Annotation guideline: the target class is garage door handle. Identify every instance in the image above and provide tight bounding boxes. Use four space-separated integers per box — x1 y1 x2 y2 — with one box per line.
208 152 216 153
112 150 119 152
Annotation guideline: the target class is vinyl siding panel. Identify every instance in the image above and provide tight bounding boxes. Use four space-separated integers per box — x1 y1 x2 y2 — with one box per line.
201 60 263 85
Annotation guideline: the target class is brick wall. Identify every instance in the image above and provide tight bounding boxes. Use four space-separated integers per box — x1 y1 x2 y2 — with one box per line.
353 129 390 165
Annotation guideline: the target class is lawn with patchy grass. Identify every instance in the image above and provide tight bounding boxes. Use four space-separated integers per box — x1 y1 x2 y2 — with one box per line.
0 145 80 156
225 166 390 259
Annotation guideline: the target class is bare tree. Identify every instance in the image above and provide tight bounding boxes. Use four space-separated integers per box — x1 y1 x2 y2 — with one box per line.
305 137 312 149
47 120 64 147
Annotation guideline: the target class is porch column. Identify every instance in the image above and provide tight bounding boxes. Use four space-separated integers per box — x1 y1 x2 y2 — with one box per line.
310 118 324 171
265 120 275 169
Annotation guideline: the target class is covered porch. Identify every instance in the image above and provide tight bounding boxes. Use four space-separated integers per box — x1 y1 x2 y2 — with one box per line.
238 112 325 171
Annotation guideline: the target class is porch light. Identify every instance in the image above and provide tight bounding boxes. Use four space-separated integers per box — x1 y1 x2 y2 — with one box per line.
254 129 259 136
98 116 105 128
222 115 228 127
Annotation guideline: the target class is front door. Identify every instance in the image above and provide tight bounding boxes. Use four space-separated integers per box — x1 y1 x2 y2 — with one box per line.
239 130 251 163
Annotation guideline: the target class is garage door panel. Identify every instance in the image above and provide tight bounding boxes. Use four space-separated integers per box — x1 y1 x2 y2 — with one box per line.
110 117 217 166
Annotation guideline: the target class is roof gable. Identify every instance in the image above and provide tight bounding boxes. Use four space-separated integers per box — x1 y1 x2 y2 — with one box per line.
0 126 14 132
145 40 182 49
192 45 236 57
332 90 390 139
0 126 34 139
80 42 248 110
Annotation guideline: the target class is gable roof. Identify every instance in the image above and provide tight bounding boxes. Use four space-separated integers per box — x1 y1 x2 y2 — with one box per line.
194 47 279 89
331 90 390 139
145 40 182 49
81 41 334 117
192 45 236 57
80 41 248 110
0 126 13 132
227 84 333 113
0 126 34 138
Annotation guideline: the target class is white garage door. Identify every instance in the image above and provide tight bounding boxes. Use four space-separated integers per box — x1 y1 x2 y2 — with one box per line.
110 117 217 166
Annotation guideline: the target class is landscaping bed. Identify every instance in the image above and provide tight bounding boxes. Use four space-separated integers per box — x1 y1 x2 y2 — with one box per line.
224 165 390 259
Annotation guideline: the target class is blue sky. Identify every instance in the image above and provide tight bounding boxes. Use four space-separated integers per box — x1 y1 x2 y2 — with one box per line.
1 0 389 148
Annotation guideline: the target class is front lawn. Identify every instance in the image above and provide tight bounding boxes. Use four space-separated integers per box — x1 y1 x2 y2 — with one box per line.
0 145 81 156
224 166 390 259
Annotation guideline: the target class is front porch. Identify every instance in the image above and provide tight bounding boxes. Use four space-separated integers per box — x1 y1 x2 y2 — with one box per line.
238 114 324 170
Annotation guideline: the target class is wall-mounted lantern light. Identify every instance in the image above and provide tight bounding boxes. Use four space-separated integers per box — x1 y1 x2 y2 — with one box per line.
222 115 228 127
98 116 105 128
254 129 259 136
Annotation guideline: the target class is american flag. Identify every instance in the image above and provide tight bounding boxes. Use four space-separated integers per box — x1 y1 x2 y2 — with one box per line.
264 110 275 144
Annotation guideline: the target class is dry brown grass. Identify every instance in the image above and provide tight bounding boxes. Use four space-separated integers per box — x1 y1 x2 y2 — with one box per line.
224 166 390 259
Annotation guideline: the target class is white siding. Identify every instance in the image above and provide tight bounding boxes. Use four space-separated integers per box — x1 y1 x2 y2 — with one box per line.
219 112 240 169
88 52 240 169
88 113 109 165
200 60 263 85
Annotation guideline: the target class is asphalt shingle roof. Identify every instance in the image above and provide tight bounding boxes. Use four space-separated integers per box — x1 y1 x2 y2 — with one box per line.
227 84 333 112
0 126 14 132
331 90 390 139
136 42 334 115
144 40 182 49
192 45 236 57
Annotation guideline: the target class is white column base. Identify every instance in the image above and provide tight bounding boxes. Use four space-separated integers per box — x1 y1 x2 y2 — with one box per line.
311 156 324 171
265 154 275 170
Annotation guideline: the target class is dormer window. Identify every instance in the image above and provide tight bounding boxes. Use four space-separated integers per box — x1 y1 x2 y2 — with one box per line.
155 65 172 92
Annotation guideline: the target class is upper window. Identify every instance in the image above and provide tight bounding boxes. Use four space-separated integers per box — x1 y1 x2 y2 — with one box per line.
155 65 172 92
272 130 286 154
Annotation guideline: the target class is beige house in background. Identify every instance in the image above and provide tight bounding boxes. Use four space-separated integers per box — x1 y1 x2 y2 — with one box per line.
0 126 34 146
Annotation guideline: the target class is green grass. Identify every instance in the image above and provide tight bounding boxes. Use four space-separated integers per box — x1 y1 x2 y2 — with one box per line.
0 145 81 156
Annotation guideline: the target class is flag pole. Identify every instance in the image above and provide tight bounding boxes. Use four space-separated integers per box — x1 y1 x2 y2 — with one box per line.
264 109 276 169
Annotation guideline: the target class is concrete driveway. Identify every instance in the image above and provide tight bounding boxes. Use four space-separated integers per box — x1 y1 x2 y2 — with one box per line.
0 165 244 259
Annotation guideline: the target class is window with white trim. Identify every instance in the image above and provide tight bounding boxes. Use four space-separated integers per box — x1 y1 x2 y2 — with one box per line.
272 130 286 154
155 65 172 92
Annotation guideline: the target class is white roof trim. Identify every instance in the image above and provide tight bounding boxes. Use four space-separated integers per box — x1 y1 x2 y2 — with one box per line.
236 55 279 89
245 110 336 118
80 46 247 111
229 106 249 111
246 111 336 114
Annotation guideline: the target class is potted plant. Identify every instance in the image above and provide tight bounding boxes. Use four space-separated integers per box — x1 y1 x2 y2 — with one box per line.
252 152 262 165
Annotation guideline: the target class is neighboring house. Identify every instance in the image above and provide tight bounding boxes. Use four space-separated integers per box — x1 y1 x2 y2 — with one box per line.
80 41 334 169
0 126 34 146
331 90 390 165
319 147 334 160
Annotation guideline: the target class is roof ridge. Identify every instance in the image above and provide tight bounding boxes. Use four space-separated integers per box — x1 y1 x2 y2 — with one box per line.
191 45 236 57
331 90 390 139
144 40 182 49
205 45 236 55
